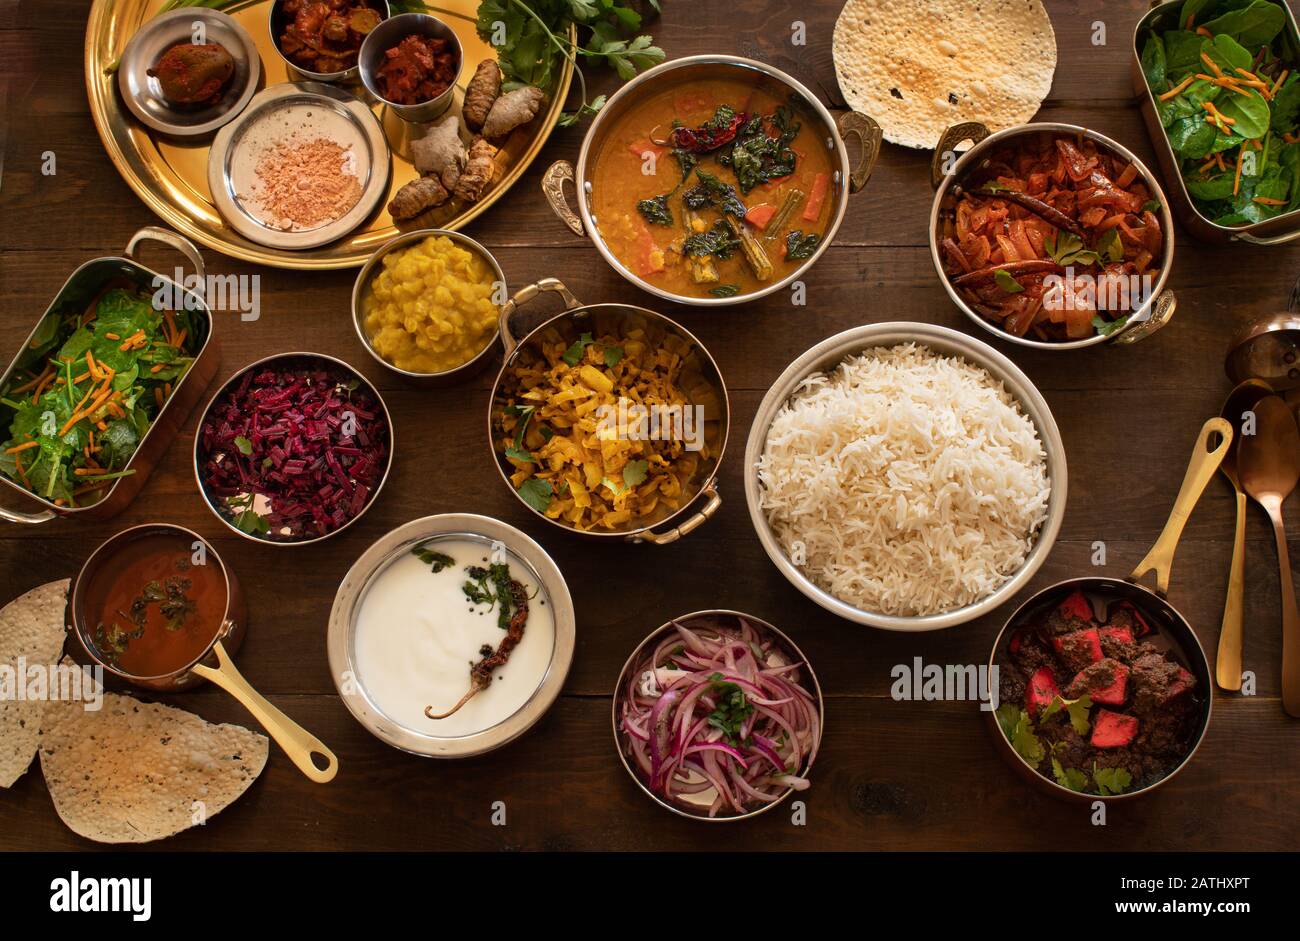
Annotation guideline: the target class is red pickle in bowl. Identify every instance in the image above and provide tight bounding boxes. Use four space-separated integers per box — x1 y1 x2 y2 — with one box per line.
197 363 389 541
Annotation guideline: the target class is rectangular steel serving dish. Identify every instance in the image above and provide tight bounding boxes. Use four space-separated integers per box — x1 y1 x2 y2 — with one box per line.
0 227 219 524
1132 0 1300 245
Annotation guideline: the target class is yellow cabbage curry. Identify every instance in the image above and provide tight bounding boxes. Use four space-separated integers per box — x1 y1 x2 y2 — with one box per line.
591 81 836 300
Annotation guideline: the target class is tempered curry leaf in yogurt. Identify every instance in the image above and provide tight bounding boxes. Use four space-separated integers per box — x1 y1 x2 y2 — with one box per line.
0 288 199 507
1140 0 1300 225
590 79 835 298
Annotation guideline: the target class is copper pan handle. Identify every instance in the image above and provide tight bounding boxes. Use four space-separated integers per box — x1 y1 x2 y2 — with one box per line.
631 486 721 546
542 161 584 237
836 112 882 193
931 122 990 188
497 278 582 356
1128 418 1232 597
191 640 338 784
1113 290 1177 345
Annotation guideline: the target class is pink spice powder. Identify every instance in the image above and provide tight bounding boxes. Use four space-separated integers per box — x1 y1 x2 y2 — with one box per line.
249 135 363 230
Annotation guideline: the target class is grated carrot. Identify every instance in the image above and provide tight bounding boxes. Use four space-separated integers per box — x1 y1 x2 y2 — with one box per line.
4 441 39 454
1254 196 1288 206
1273 70 1290 95
1160 76 1195 100
1201 52 1224 78
1197 26 1213 38
1234 149 1245 196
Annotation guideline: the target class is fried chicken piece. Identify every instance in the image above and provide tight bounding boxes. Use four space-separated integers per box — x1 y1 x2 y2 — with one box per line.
462 60 502 131
387 176 449 220
452 138 498 202
481 86 546 140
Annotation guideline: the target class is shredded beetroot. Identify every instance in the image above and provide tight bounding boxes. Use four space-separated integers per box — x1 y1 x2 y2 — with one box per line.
198 363 389 541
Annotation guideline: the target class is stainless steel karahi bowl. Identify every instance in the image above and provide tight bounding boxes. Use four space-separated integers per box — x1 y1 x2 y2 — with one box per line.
327 513 576 758
268 0 390 84
116 7 261 138
351 228 505 386
611 609 824 822
541 54 882 307
743 322 1068 631
358 12 463 123
928 121 1177 351
192 350 394 546
488 278 729 544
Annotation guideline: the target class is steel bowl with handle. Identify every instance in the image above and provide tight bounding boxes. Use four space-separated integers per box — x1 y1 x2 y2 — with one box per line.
0 227 219 525
929 121 1177 350
985 418 1227 801
744 321 1067 631
541 54 882 307
488 278 727 544
1132 0 1300 246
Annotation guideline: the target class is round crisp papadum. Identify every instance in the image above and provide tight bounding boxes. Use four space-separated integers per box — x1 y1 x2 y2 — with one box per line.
0 580 68 788
38 671 268 843
832 0 1057 149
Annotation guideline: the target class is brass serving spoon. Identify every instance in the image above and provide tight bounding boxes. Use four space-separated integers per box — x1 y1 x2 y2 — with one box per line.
1216 380 1273 690
1238 395 1300 717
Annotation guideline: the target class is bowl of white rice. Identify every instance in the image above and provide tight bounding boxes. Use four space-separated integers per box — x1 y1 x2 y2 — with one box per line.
744 322 1066 631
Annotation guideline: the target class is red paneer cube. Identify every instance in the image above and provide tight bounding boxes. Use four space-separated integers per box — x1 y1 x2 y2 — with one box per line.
1099 625 1134 646
1090 709 1139 748
1026 666 1060 717
1067 658 1130 706
1167 666 1196 701
1110 600 1152 637
1053 627 1103 672
1058 590 1093 623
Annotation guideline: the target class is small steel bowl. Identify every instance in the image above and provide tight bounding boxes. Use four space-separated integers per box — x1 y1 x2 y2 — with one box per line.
358 12 462 123
268 0 389 84
612 609 824 822
744 322 1067 631
192 351 394 547
327 513 576 758
351 228 505 387
985 578 1213 802
488 278 729 544
928 122 1177 351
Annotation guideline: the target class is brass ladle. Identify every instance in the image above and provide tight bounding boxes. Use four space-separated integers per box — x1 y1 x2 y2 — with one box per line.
1238 395 1300 717
1216 380 1273 690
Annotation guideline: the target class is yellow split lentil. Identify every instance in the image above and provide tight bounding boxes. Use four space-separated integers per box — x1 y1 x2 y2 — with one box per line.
362 235 499 374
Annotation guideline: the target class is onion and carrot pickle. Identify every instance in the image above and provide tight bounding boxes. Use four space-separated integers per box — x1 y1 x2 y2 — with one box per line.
938 132 1164 342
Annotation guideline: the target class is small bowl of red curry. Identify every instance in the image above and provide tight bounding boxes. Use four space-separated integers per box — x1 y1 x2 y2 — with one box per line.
543 55 881 306
68 523 246 690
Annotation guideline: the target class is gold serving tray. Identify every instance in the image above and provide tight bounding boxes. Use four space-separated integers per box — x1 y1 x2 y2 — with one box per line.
85 0 575 269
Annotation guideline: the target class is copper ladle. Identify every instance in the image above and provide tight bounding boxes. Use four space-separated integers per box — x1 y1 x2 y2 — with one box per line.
1238 395 1300 716
1215 380 1273 690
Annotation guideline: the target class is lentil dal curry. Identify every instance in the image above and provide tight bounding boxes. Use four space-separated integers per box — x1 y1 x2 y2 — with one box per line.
591 79 836 299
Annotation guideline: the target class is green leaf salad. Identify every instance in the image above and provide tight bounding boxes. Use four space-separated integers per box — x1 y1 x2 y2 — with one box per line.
0 289 200 507
1140 0 1300 225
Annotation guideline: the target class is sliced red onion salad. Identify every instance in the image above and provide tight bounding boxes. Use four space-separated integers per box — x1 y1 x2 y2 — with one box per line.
198 362 389 541
619 615 821 818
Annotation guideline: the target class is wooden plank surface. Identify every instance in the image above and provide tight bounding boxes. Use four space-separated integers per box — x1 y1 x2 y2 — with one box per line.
0 0 1297 851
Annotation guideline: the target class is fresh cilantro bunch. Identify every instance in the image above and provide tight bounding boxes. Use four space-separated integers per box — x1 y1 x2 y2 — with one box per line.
471 0 665 125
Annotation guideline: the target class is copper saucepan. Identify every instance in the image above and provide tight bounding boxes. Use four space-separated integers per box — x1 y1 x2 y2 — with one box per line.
985 418 1229 801
486 277 728 544
67 523 338 783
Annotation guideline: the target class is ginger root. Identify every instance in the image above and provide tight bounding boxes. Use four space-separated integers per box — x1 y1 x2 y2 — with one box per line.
482 86 546 140
410 114 466 192
462 60 502 131
453 138 498 203
387 176 449 221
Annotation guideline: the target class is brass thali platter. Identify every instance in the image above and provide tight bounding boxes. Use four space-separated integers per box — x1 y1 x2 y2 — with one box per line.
85 0 574 269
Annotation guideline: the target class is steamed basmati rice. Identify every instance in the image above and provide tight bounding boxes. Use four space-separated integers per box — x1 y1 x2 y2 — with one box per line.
757 344 1050 617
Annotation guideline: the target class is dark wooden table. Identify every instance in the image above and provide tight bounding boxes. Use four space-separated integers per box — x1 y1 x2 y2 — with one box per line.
1 0 1297 851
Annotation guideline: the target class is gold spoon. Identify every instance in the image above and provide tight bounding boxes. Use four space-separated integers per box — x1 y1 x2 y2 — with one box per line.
1238 395 1300 717
1216 380 1273 690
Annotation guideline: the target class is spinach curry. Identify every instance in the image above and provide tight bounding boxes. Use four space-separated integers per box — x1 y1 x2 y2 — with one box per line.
590 80 836 299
